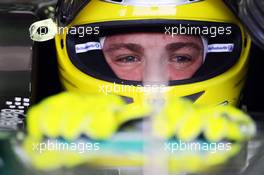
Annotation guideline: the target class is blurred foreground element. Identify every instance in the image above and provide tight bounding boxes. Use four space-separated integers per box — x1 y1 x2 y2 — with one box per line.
27 92 150 141
19 134 243 173
21 92 256 173
26 92 256 142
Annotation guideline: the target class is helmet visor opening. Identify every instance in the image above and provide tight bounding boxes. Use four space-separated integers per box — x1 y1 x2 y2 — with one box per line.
66 20 242 86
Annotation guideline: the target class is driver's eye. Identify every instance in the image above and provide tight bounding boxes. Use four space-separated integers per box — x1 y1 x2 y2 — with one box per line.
170 55 192 64
116 55 141 63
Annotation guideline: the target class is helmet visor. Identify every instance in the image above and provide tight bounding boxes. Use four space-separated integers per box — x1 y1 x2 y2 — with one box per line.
65 20 243 86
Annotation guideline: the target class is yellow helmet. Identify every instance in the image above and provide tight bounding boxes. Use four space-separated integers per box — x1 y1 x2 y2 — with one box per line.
54 0 251 106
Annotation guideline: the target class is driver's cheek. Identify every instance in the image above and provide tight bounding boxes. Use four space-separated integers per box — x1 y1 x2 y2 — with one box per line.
169 67 191 80
168 58 203 80
114 65 143 81
168 64 197 81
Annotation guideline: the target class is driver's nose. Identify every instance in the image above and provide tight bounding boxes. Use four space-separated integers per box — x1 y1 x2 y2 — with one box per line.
142 55 169 85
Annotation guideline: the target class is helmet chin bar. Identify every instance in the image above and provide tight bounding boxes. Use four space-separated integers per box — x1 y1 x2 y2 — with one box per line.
103 0 202 6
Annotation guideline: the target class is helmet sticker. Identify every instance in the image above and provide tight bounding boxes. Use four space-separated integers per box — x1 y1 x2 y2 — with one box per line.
207 44 234 53
75 42 102 54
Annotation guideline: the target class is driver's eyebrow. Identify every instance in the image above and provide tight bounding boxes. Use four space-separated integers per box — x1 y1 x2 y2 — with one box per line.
166 42 202 52
104 43 144 54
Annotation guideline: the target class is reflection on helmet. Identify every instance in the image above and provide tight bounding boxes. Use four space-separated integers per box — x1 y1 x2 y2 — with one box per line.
55 0 251 106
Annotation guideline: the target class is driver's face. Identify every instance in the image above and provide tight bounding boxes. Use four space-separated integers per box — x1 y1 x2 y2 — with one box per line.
103 33 203 81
